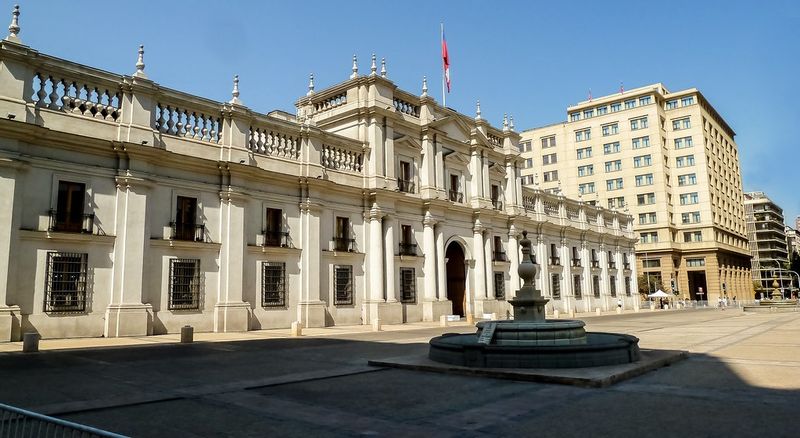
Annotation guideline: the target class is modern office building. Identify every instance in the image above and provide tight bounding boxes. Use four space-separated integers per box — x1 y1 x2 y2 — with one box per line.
744 192 791 296
0 7 637 341
519 84 751 301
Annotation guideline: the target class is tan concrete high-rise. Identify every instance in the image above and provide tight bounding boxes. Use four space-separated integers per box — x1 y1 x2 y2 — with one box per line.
744 192 790 296
519 84 751 301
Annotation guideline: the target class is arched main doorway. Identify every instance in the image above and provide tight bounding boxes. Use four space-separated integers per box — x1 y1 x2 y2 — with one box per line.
446 242 466 316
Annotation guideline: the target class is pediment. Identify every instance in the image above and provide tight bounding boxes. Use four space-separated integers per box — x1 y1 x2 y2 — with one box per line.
443 148 470 165
431 115 473 144
394 134 422 150
488 161 506 176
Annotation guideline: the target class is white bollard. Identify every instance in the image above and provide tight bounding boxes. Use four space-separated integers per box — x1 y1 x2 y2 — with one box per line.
490 312 498 321
616 307 622 314
440 315 448 327
290 321 303 337
372 318 382 332
22 332 40 353
553 309 560 319
595 307 602 316
568 309 576 318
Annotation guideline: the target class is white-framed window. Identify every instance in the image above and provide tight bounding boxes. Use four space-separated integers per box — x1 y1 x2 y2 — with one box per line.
635 173 654 186
610 102 621 112
603 142 621 155
632 136 650 149
633 154 652 168
575 128 591 142
607 196 625 209
604 159 622 172
630 117 648 130
678 173 697 186
637 192 656 205
579 182 595 194
570 112 581 122
639 96 652 105
686 258 705 267
543 153 558 165
583 109 594 118
543 170 558 182
672 117 691 130
606 178 624 191
578 165 594 177
576 147 592 159
683 231 702 242
676 154 695 168
681 96 695 106
602 123 619 136
597 106 608 115
674 136 694 149
639 232 658 243
624 99 636 109
638 212 657 225
681 212 701 224
679 192 699 205
666 99 678 110
541 136 556 148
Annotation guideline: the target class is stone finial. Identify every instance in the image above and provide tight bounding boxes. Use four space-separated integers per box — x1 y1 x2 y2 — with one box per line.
370 53 377 76
502 114 509 132
509 115 515 131
229 74 241 104
307 73 315 96
475 100 482 120
380 57 387 78
133 45 147 79
421 76 428 97
6 4 20 43
350 54 359 79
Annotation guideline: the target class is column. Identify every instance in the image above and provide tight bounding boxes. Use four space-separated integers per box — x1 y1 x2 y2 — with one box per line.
422 215 437 302
368 211 385 303
508 225 520 297
599 245 610 311
298 199 325 327
366 116 385 186
105 177 152 338
420 133 435 195
434 137 445 192
581 242 592 312
484 230 494 300
560 238 573 312
436 224 446 301
214 192 250 333
537 235 550 299
469 148 481 202
473 222 487 315
615 249 625 308
383 216 396 302
0 165 21 341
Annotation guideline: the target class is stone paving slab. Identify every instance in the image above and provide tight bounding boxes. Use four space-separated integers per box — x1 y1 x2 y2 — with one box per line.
368 348 688 388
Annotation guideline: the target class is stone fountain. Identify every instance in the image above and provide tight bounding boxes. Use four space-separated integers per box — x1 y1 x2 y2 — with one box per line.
428 231 640 368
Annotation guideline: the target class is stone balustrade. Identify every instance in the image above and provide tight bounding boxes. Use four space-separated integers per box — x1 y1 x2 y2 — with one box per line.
321 143 363 173
393 97 419 117
154 101 222 144
518 188 634 238
312 92 347 113
30 67 122 121
248 118 301 160
486 131 503 147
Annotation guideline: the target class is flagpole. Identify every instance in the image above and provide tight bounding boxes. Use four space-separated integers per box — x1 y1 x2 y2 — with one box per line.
441 22 446 107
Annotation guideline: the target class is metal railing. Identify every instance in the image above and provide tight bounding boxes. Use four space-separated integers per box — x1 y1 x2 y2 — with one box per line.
491 199 503 210
399 242 417 256
0 402 127 437
571 258 582 267
448 190 463 203
333 237 355 252
493 251 507 262
591 260 600 268
47 210 94 234
262 230 289 247
608 261 617 269
549 257 560 266
397 178 415 193
169 222 205 242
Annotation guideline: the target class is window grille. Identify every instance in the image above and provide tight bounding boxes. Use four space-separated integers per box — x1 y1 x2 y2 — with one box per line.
592 275 601 298
334 265 353 306
44 252 87 313
625 277 632 296
494 272 505 300
400 268 416 303
169 259 200 310
573 275 582 299
551 274 561 299
262 262 286 307
610 275 617 297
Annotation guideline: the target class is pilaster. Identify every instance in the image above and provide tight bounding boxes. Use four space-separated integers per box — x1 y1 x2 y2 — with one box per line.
298 196 325 327
214 189 250 333
507 224 520 298
0 164 21 341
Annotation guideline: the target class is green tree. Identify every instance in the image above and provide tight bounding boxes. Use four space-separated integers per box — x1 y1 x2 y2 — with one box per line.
637 274 663 298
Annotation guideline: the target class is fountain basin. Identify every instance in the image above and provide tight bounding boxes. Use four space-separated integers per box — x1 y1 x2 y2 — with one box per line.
429 323 639 369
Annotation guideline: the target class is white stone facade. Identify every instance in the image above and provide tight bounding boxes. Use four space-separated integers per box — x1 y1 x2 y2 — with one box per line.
0 31 637 341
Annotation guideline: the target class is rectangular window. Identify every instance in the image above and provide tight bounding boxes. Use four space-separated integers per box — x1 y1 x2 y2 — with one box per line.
543 170 558 182
335 216 353 251
602 123 619 136
494 272 505 300
639 96 651 105
578 182 595 194
44 252 87 313
672 117 691 130
624 99 636 109
576 147 592 159
570 112 580 122
449 174 463 202
575 128 591 142
53 181 88 233
597 106 608 115
633 154 652 168
666 99 678 110
526 158 533 168
642 259 661 268
640 232 659 243
264 208 285 247
518 141 531 152
607 196 625 209
577 165 594 177
681 212 702 224
400 268 417 303
173 196 200 241
169 258 201 310
610 103 621 112
630 117 648 130
541 136 556 148
686 258 706 267
680 192 699 205
551 274 561 299
678 173 697 186
681 96 695 106
583 109 594 118
334 265 354 305
606 178 624 191
635 173 654 186
398 161 414 192
632 136 650 149
625 277 631 296
636 192 656 205
543 153 558 165
592 275 601 298
637 212 657 224
676 154 695 168
604 159 622 172
573 275 582 299
603 142 621 155
610 275 617 297
683 231 703 242
261 262 286 307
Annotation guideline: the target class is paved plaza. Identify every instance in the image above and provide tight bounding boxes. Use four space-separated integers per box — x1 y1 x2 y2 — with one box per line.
1 308 799 437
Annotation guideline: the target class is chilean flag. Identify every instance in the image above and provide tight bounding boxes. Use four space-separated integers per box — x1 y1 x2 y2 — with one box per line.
442 26 451 93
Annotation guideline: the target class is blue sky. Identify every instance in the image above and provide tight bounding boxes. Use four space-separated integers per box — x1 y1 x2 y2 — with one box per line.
14 0 800 224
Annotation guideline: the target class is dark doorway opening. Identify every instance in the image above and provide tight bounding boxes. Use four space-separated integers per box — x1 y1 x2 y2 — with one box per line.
688 271 708 301
446 242 466 316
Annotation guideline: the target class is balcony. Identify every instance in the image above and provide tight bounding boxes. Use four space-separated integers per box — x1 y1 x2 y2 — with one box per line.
493 251 507 262
48 209 94 234
609 261 617 269
397 178 415 193
591 260 600 268
491 199 503 210
623 262 631 270
399 242 417 256
571 258 581 267
550 257 561 266
333 237 355 252
170 222 205 242
262 230 289 247
448 190 464 203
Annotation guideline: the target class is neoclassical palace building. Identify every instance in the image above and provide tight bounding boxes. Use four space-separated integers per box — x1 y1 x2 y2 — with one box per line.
0 9 637 340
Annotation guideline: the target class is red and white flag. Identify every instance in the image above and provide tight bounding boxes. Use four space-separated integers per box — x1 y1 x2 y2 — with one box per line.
441 25 451 93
